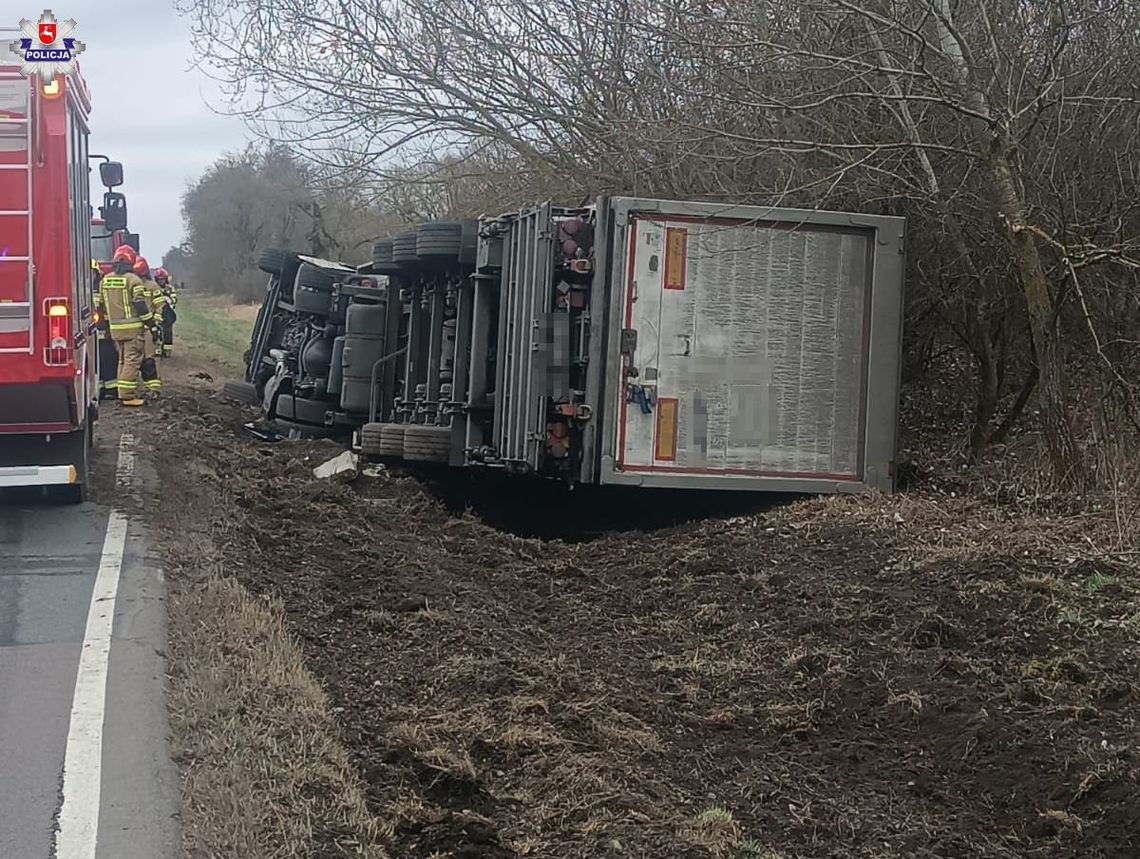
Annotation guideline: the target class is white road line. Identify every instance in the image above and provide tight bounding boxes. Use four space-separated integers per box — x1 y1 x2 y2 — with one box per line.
53 436 136 859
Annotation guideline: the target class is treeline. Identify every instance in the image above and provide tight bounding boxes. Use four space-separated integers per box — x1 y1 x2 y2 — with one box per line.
177 0 1140 483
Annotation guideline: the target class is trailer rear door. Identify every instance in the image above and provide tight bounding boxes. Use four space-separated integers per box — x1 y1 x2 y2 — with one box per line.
600 199 904 494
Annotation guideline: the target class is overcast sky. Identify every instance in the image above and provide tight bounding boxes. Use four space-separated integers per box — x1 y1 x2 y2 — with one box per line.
76 0 249 262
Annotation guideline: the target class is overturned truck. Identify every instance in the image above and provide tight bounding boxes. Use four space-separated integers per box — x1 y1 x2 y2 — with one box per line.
236 197 905 494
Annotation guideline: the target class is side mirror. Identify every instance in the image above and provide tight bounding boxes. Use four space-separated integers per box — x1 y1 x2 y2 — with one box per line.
123 232 140 252
99 161 124 188
101 192 128 231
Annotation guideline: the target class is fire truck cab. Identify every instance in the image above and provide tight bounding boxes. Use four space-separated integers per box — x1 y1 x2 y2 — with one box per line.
0 62 111 503
91 215 139 274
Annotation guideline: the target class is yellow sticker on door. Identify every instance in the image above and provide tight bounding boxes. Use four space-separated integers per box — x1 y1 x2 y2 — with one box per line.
655 397 679 461
664 228 687 291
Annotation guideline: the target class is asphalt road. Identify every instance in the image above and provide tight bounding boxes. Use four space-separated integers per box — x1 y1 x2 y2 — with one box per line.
0 484 177 858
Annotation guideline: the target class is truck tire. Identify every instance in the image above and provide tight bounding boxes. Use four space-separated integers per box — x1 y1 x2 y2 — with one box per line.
371 239 403 276
222 380 259 405
258 247 288 275
376 423 408 458
360 422 404 458
48 427 89 505
295 263 338 292
372 239 394 267
458 219 479 265
416 222 463 259
402 425 452 463
392 232 421 268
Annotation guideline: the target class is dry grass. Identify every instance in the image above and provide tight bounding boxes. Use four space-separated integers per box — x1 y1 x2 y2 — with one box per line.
168 569 390 858
137 376 1140 858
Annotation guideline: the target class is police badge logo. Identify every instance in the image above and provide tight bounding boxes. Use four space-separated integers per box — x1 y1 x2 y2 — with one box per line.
8 10 86 82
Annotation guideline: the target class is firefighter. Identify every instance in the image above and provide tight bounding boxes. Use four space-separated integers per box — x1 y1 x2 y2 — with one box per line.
133 256 164 397
95 245 154 407
154 267 177 357
91 259 118 400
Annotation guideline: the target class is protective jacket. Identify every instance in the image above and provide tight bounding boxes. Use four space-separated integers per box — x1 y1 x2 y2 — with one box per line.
96 271 151 342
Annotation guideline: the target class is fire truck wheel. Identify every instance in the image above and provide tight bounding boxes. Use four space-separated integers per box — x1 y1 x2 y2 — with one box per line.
221 380 259 405
48 428 89 505
416 222 463 259
402 425 452 463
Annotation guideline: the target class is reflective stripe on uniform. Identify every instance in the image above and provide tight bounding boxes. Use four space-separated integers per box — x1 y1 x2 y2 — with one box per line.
100 274 149 331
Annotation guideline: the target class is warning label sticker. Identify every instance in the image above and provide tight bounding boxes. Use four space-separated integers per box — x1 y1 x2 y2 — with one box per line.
663 227 687 290
655 397 679 461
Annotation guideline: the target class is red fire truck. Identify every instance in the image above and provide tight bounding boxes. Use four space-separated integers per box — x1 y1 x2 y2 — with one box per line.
0 60 125 502
90 214 138 274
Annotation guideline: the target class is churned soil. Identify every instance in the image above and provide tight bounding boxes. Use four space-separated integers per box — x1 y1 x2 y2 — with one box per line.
143 380 1140 859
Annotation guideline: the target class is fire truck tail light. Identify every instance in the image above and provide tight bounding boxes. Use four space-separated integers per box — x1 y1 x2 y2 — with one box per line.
44 298 71 366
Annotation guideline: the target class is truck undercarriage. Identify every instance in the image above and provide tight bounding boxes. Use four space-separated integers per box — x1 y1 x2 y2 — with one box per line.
235 197 905 494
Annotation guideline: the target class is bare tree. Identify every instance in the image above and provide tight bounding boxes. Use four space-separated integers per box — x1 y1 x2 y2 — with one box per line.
178 0 1140 480
181 144 318 301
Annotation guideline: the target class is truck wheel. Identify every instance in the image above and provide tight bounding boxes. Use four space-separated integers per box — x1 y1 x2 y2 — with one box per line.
49 428 89 505
360 422 404 458
402 425 452 463
416 222 463 259
222 380 259 405
295 263 338 292
371 242 403 276
373 423 408 458
458 219 479 265
372 239 394 268
392 232 421 268
258 247 295 276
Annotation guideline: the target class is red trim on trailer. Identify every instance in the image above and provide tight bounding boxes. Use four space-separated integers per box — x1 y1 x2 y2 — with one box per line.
0 422 75 434
621 463 860 481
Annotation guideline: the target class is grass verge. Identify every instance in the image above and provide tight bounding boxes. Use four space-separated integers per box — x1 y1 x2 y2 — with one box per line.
175 294 256 373
167 564 391 859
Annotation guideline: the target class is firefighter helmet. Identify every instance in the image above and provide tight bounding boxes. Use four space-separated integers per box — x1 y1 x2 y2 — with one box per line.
154 267 170 284
133 257 150 277
112 244 137 264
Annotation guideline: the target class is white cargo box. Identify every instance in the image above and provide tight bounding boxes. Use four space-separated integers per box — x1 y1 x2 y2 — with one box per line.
592 199 905 493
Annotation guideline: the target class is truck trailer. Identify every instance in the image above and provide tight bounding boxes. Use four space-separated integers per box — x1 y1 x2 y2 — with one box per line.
239 197 905 494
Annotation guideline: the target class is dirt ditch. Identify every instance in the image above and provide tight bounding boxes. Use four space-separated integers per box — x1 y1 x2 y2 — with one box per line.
142 385 1139 858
